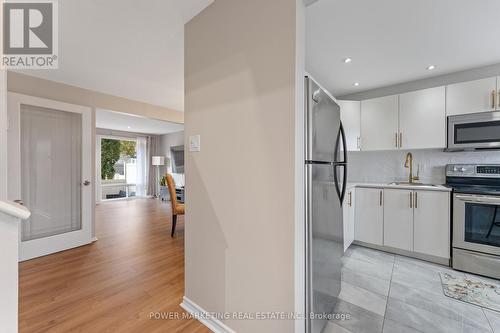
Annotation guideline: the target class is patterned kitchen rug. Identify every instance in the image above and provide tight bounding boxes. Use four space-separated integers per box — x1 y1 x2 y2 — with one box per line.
439 272 500 312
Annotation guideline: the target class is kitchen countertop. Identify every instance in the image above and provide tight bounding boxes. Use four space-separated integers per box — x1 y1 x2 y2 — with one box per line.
347 182 451 192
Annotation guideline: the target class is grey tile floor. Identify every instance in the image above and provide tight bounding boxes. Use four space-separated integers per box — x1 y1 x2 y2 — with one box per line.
324 245 500 333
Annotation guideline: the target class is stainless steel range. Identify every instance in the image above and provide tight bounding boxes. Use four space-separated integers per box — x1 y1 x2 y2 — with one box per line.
447 164 500 279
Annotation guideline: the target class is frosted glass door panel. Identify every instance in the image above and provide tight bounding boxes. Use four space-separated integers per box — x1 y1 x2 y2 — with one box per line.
20 106 82 241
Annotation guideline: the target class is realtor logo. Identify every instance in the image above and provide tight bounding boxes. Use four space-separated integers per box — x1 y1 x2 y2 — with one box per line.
2 0 58 69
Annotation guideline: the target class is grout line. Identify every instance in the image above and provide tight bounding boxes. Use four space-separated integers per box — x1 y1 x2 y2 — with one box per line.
380 253 396 332
482 307 495 333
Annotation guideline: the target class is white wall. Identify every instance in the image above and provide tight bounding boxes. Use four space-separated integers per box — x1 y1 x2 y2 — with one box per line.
339 62 500 101
0 25 16 331
348 150 500 184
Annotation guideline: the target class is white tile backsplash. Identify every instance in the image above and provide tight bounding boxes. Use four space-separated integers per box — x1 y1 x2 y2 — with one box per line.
348 149 500 184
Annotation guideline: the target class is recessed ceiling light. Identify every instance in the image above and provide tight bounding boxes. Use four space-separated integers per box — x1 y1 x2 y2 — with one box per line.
344 57 352 63
353 82 360 87
127 126 131 129
426 65 436 70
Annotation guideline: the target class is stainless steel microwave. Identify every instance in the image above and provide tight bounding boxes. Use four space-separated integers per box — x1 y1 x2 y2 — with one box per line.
448 111 500 150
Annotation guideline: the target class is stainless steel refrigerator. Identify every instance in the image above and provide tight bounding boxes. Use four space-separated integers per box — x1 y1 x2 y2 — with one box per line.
305 76 346 333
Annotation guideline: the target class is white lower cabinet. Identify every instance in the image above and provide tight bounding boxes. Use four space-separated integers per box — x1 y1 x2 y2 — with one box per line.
413 190 450 258
343 188 355 252
354 186 451 261
354 187 383 246
383 189 414 251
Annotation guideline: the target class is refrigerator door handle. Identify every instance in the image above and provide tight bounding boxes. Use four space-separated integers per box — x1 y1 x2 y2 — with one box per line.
333 164 347 205
334 122 348 164
333 121 348 205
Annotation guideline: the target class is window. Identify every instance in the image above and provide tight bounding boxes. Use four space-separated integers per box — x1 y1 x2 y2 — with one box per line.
100 138 137 200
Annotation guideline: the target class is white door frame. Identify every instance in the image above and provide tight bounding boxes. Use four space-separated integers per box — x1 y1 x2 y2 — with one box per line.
7 92 93 261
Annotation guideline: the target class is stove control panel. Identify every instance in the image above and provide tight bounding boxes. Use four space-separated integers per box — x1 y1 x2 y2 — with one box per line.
477 166 500 175
446 164 500 178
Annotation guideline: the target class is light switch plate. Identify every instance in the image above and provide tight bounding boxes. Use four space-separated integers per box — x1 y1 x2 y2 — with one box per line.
189 135 201 152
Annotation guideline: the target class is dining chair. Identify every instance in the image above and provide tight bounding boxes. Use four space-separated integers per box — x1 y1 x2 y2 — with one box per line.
165 173 184 237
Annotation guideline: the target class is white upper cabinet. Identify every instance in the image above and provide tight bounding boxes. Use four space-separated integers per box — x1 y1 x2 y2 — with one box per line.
360 95 399 151
339 100 361 151
399 86 446 149
446 77 497 116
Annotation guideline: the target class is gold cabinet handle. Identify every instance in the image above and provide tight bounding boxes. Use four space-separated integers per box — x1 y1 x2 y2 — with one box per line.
399 132 403 148
409 192 413 208
415 192 418 209
492 90 496 109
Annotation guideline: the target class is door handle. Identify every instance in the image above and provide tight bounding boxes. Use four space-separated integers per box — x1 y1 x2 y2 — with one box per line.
83 180 91 186
14 199 24 206
333 164 347 205
399 132 403 148
379 190 383 206
493 90 496 109
349 191 352 207
395 133 398 148
414 192 418 208
410 192 413 208
498 90 500 109
334 122 347 163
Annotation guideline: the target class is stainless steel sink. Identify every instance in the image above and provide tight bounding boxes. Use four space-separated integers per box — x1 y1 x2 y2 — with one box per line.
388 182 437 187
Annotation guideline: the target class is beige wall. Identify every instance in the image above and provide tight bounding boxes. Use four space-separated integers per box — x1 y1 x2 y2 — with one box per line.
0 70 7 200
184 0 302 332
7 72 184 124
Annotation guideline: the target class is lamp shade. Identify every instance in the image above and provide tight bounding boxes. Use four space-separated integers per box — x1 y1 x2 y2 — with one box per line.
152 156 165 166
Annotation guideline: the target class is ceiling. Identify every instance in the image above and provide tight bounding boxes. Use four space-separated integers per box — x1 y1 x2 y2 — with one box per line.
96 109 184 135
306 0 500 98
17 0 214 112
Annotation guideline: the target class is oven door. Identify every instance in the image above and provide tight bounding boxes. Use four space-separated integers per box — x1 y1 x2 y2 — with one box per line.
453 193 500 255
448 111 500 150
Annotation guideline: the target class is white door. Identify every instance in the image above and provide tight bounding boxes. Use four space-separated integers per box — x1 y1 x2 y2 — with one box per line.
446 77 497 116
354 187 383 245
413 191 450 259
7 93 93 261
399 86 446 149
360 95 399 151
339 100 361 151
383 189 413 251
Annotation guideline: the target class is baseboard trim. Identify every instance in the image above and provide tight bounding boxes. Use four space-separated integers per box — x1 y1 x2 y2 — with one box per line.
180 296 236 333
352 241 451 266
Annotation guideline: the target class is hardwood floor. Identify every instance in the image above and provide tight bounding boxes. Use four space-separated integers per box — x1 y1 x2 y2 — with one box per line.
19 199 210 333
